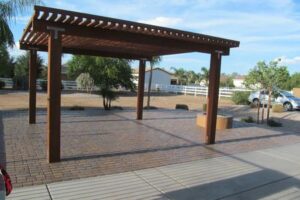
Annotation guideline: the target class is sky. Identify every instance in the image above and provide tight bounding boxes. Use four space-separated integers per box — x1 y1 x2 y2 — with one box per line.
8 0 300 74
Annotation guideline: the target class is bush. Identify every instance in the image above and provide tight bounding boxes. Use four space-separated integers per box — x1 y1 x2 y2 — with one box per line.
231 91 251 105
0 80 5 89
144 106 158 110
202 103 207 112
69 106 85 110
175 104 189 110
241 116 254 123
267 119 282 127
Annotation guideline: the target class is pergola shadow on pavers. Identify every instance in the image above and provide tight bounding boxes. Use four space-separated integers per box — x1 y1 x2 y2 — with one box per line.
2 109 300 188
20 6 239 163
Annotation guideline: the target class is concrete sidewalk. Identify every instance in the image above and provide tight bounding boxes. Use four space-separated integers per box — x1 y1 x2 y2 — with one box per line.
7 143 300 200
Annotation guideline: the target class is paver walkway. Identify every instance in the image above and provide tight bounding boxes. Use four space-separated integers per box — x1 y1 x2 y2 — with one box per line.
7 142 300 200
1 109 300 188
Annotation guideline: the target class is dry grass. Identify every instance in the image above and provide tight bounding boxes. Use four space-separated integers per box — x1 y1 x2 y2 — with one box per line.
0 91 233 111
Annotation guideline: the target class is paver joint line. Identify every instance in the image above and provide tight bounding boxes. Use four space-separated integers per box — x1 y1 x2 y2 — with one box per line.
45 184 53 200
133 171 171 200
155 168 191 190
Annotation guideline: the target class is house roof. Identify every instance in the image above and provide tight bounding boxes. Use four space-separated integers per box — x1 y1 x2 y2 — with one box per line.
133 67 174 75
20 6 239 60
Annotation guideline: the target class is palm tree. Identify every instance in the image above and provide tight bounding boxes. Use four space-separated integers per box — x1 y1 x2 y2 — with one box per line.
146 56 161 108
171 67 187 85
0 0 41 47
198 67 209 86
186 70 198 85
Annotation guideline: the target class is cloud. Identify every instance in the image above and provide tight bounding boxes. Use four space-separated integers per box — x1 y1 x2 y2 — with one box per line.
276 56 300 65
139 17 182 27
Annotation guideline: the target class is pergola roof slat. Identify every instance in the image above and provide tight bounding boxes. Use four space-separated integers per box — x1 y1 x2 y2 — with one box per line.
20 6 239 59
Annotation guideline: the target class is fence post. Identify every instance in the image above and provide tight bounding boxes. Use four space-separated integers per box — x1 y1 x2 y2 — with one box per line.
194 86 197 96
184 86 187 96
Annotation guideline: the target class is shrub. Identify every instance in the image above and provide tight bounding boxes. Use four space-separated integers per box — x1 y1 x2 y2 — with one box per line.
0 80 5 89
231 91 251 105
76 73 94 93
267 119 282 127
175 104 189 110
241 116 254 123
69 106 85 110
202 103 207 112
272 104 284 113
144 106 158 110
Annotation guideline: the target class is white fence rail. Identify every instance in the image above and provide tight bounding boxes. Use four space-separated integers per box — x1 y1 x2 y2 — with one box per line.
154 84 252 98
1 78 252 98
0 78 13 89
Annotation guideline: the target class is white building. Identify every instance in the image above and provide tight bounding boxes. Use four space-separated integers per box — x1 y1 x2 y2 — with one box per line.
133 68 178 90
233 76 246 88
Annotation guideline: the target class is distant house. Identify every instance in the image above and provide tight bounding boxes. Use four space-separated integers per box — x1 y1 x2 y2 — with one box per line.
233 75 246 88
133 68 178 90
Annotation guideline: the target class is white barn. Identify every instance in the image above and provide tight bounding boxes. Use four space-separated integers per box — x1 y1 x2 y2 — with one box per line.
133 68 177 90
233 76 246 88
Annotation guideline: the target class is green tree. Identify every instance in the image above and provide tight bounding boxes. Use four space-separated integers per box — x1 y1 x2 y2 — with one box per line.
171 67 187 85
76 73 94 93
245 61 289 123
14 51 44 89
67 55 134 110
198 67 209 86
186 70 198 85
0 43 14 77
146 56 161 109
0 0 41 47
284 73 300 90
220 76 235 88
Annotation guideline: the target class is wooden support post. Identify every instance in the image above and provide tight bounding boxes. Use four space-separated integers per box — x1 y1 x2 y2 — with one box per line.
205 51 222 144
29 50 37 124
137 59 146 120
47 28 63 163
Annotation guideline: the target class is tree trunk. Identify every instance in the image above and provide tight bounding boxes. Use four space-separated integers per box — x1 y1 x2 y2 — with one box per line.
261 103 264 123
147 64 153 108
257 93 261 124
267 88 272 121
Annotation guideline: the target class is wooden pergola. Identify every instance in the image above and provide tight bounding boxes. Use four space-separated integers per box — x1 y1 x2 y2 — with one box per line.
20 6 239 163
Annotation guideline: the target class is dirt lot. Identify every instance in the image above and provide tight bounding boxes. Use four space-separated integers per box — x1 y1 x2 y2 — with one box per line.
0 90 299 131
0 90 233 111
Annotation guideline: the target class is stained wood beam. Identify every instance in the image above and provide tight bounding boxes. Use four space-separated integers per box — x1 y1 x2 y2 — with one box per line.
205 51 222 144
20 43 152 60
47 28 62 163
32 20 230 55
137 60 146 120
29 49 37 124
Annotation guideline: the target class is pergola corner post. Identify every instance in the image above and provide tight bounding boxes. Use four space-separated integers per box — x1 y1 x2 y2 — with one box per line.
136 59 146 120
29 49 37 124
205 51 222 144
47 27 63 163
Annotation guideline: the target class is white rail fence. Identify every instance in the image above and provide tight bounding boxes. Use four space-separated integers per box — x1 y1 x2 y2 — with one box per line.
153 84 252 98
0 78 97 91
1 78 252 97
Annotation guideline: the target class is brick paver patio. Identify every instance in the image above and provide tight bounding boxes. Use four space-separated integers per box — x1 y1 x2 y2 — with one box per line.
1 109 300 188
